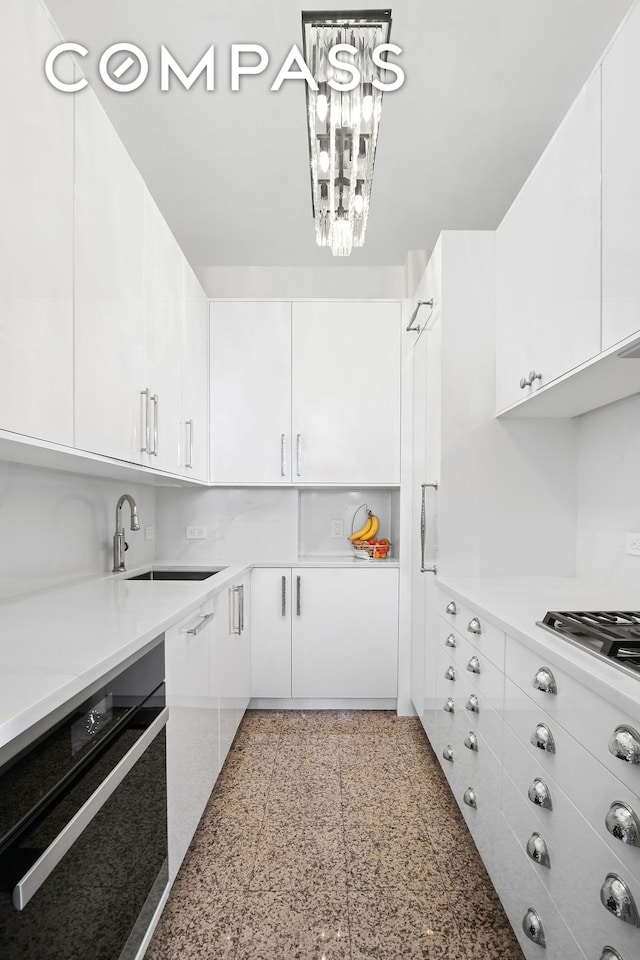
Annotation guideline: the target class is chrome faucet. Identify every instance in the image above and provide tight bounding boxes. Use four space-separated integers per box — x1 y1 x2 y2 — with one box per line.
113 494 140 572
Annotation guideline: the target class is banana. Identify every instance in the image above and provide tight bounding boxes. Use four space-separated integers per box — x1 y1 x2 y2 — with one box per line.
349 511 373 541
367 514 380 539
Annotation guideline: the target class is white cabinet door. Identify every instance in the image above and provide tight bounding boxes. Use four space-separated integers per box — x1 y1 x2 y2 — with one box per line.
250 568 292 698
210 301 292 482
496 71 601 412
291 568 398 699
212 574 251 769
182 262 209 481
143 190 184 474
291 302 401 484
0 1 73 445
602 3 640 350
165 601 219 881
74 90 147 462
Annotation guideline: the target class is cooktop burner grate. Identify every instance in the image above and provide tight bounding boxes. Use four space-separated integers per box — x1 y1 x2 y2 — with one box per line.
537 610 640 677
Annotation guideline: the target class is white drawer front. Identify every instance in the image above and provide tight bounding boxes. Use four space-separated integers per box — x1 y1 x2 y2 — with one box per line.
506 633 640 796
448 663 504 760
452 728 503 880
438 618 505 713
439 596 506 669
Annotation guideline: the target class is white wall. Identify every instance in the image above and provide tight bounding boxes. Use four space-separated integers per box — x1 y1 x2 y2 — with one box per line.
0 460 156 599
196 264 404 300
576 392 640 585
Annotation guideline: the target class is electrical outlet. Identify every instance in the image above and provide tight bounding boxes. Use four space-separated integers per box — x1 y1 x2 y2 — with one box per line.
627 533 640 556
186 526 207 540
330 519 344 539
144 525 155 541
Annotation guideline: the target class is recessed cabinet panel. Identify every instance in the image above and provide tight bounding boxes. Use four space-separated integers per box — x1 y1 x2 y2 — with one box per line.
210 301 292 483
602 2 640 350
496 71 601 413
292 301 401 484
212 574 251 768
0 1 73 445
250 568 292 698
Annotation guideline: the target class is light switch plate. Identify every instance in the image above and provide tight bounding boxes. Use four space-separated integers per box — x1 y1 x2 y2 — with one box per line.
330 519 344 539
626 533 640 556
144 526 155 541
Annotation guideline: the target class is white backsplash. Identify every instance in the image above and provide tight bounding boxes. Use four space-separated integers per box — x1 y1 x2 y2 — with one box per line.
0 460 156 599
155 487 298 562
298 489 396 557
576 392 640 586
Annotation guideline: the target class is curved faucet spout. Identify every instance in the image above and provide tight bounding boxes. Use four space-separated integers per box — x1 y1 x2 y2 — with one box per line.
113 494 141 572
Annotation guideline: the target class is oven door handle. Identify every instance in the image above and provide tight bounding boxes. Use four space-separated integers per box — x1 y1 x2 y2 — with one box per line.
12 706 168 912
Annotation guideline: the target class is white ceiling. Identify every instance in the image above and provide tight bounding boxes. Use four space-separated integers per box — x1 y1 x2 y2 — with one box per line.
45 0 634 270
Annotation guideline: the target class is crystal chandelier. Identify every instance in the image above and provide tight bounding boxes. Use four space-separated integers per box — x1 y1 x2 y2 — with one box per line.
302 10 392 257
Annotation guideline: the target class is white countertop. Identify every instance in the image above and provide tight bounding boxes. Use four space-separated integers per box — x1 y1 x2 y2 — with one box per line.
437 575 640 719
0 556 399 756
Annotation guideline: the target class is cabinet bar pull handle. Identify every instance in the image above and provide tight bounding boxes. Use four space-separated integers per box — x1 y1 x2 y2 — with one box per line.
182 612 215 636
229 585 241 635
185 419 194 468
420 482 438 574
296 434 302 476
152 393 159 455
140 388 151 452
296 575 301 616
239 584 244 634
281 433 287 477
281 576 287 616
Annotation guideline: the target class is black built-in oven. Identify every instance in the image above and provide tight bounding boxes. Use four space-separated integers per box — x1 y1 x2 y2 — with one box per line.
0 637 168 960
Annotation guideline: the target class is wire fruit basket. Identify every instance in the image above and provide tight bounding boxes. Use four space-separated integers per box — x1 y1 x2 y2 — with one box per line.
350 504 391 559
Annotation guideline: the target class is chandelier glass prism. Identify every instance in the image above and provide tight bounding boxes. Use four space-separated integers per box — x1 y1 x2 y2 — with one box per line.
302 9 392 257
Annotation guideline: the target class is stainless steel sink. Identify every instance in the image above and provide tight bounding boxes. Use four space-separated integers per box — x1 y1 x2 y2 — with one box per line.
124 568 225 581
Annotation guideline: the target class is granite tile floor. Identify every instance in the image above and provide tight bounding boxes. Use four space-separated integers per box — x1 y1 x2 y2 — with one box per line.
147 710 525 960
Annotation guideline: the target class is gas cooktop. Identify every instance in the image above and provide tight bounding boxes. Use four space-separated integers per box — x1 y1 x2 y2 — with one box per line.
537 611 640 680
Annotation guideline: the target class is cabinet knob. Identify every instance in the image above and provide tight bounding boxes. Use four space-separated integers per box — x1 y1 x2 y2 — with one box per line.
445 633 457 648
466 656 481 675
465 693 479 714
526 832 551 868
527 778 553 810
606 802 640 848
609 726 640 765
600 874 640 926
444 666 456 681
446 601 457 615
467 616 482 635
443 698 455 713
463 787 477 808
522 908 546 947
442 745 454 762
520 371 543 389
530 723 556 753
532 667 557 695
599 948 625 960
464 731 478 752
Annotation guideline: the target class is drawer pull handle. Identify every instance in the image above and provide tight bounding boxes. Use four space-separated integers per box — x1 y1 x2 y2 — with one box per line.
466 656 481 675
606 802 640 848
443 698 455 713
599 948 625 960
609 726 640 765
464 731 478 751
465 693 479 714
467 616 481 635
445 633 457 648
444 666 456 681
446 601 457 615
522 908 546 947
463 787 476 808
532 667 557 695
527 778 553 810
442 745 454 762
526 832 551 868
530 723 556 753
600 874 640 926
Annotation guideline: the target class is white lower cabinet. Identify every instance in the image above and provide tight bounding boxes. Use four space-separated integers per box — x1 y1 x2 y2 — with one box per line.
251 566 399 700
212 574 251 768
165 600 219 881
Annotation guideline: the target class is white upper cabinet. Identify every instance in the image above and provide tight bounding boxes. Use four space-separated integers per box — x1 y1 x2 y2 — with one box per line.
181 263 209 481
291 301 401 484
602 3 640 351
0 0 73 445
496 70 602 413
210 301 292 483
74 89 147 463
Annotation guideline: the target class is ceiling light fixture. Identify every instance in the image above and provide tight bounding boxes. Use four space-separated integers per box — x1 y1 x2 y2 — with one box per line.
302 9 393 257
